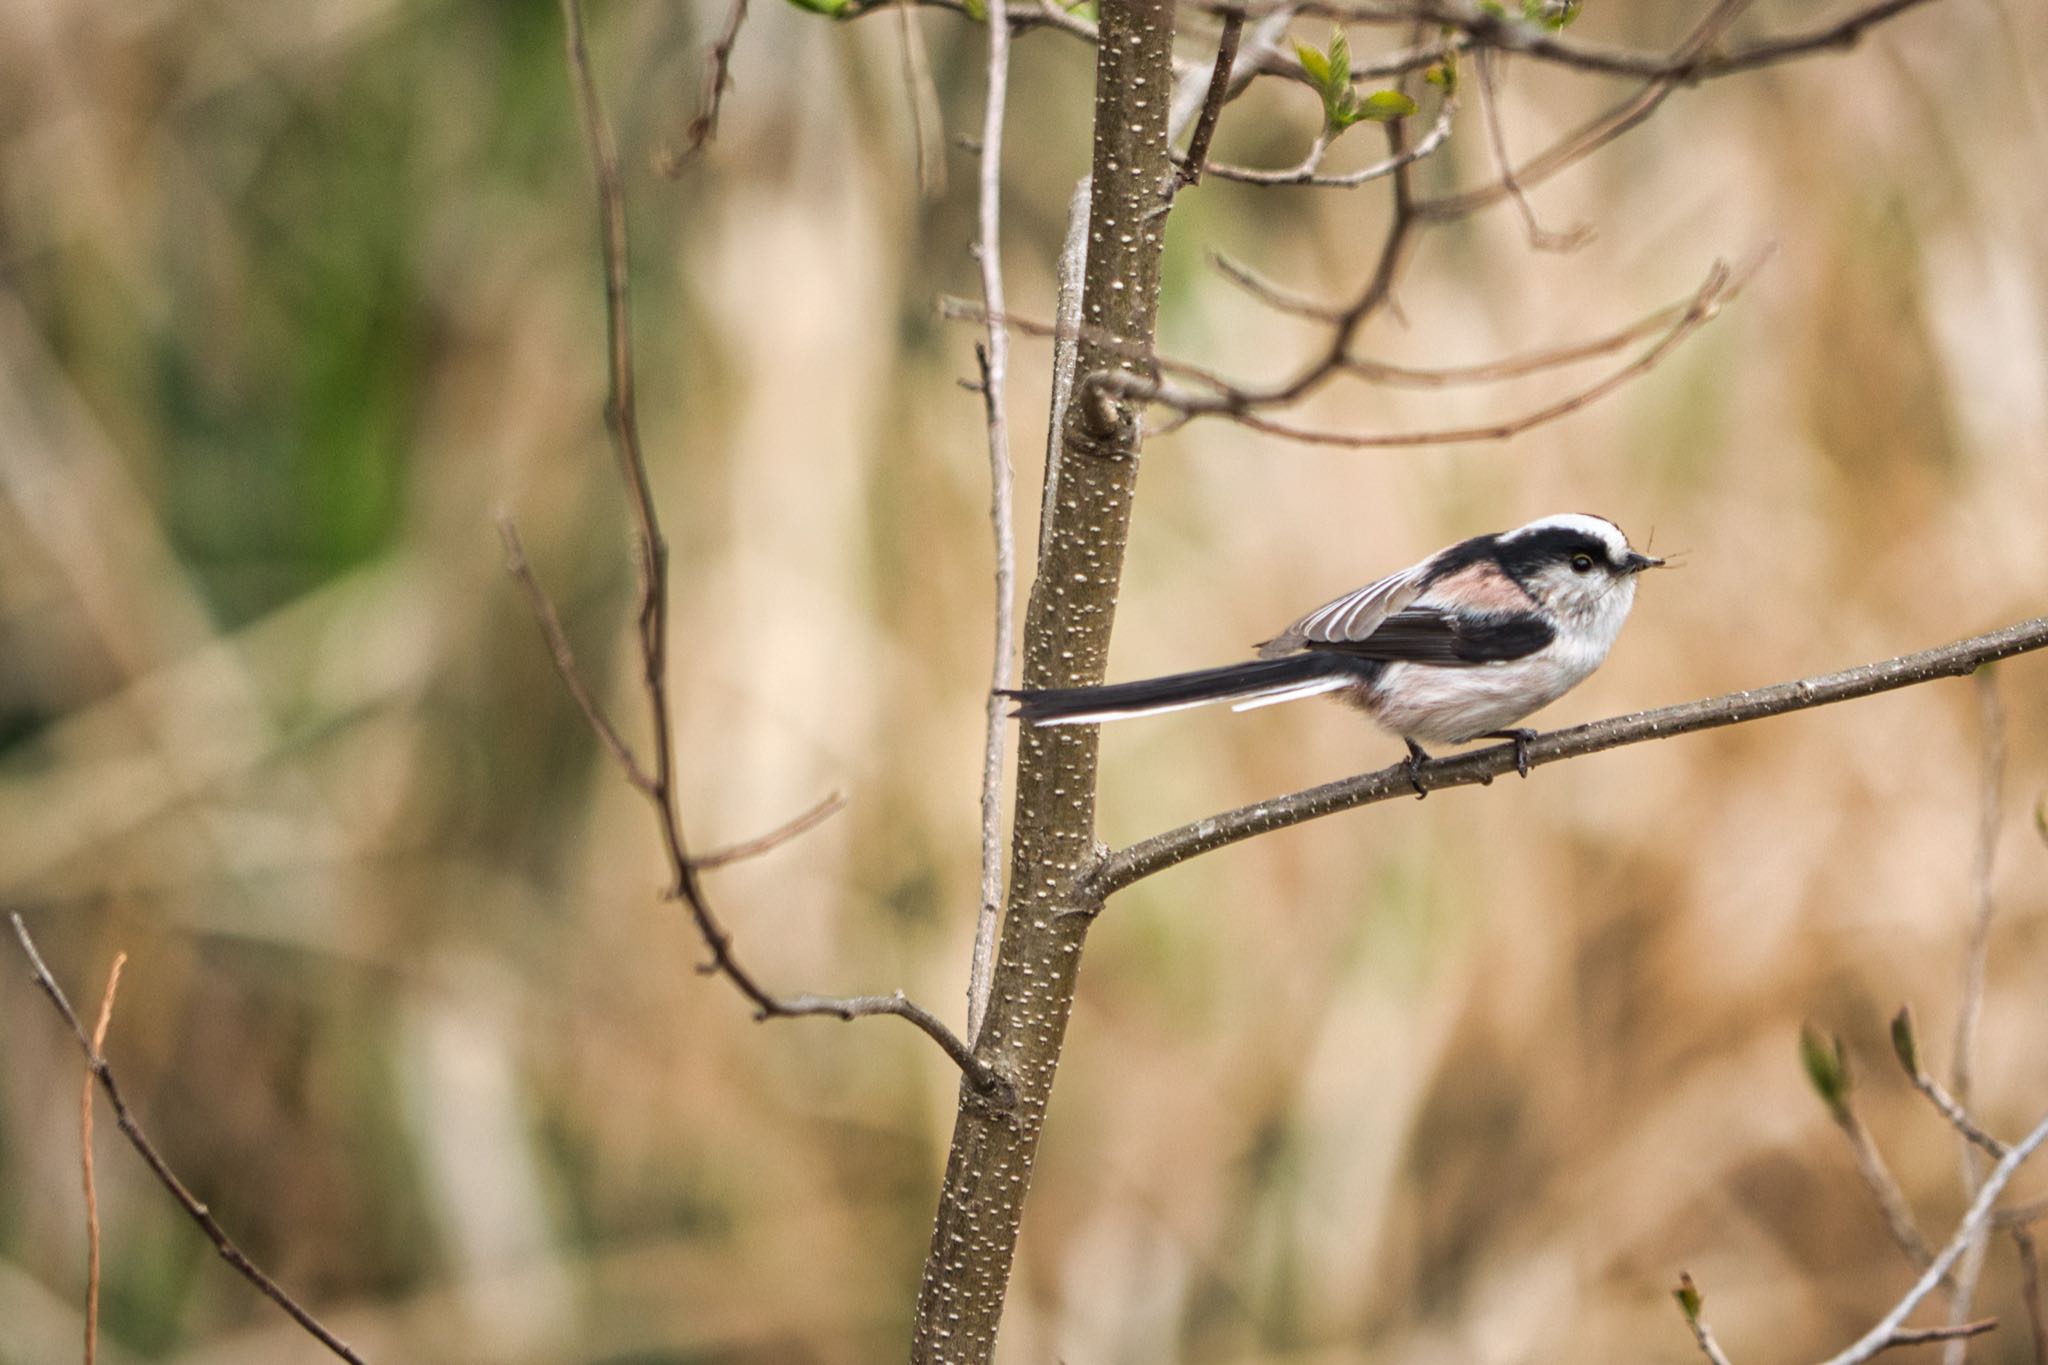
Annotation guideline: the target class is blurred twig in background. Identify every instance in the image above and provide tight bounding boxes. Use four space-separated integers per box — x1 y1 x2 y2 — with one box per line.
659 0 750 173
522 0 1005 1097
10 915 365 1364
1942 669 2008 1359
79 949 123 1365
966 0 1018 1044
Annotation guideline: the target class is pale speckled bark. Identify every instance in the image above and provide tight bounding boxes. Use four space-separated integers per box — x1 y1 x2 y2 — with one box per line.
908 0 1175 1357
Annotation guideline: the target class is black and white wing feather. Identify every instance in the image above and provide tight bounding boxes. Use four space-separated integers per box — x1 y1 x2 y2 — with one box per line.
1255 560 1435 657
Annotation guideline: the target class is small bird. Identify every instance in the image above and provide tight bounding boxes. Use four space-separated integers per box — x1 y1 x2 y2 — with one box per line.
1003 514 1663 790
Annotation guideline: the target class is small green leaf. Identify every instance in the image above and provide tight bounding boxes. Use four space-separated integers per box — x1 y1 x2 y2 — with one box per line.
1327 27 1352 92
784 0 852 14
1890 1006 1919 1077
1356 89 1419 122
1295 40 1332 91
1521 0 1579 25
1799 1023 1851 1117
1478 0 1508 15
1424 54 1458 94
1674 1273 1703 1322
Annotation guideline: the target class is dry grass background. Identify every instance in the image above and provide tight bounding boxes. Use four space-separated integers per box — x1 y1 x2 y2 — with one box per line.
1 0 2046 1361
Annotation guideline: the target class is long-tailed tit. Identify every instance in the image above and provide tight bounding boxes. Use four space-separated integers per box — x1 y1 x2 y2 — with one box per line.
1004 513 1663 789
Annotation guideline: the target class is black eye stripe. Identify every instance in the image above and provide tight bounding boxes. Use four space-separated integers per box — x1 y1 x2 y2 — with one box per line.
1496 527 1620 578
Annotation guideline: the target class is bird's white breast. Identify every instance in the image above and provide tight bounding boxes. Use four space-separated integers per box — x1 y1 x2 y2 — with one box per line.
1360 579 1635 743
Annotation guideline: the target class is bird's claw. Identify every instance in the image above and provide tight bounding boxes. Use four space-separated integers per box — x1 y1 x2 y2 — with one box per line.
1403 739 1432 799
1483 729 1536 779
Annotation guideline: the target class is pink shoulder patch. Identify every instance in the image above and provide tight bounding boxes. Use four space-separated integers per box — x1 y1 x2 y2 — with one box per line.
1428 562 1534 611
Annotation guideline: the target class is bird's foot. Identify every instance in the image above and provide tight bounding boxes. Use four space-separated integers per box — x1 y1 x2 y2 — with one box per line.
1403 738 1432 799
1481 729 1538 779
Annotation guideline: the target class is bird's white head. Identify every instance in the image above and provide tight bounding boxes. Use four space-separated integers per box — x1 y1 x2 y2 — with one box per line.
1496 513 1663 640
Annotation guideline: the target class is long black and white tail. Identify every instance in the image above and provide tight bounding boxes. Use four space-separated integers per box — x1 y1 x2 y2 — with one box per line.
1002 654 1363 726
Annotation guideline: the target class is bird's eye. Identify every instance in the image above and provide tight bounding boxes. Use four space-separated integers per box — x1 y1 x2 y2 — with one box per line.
1569 554 1595 574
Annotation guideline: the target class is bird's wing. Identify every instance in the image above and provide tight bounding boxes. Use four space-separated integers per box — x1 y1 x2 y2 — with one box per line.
1303 608 1554 665
1255 561 1435 657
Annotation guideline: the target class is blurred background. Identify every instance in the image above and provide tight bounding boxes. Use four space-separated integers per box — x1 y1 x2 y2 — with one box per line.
1 0 2045 1360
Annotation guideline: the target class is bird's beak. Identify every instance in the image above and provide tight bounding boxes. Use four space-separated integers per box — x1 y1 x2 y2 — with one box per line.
1624 551 1665 574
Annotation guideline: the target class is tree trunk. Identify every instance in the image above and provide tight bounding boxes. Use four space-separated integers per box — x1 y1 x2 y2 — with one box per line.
908 0 1176 1357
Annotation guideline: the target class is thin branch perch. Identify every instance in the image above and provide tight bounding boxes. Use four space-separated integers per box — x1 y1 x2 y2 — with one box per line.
1086 616 2048 898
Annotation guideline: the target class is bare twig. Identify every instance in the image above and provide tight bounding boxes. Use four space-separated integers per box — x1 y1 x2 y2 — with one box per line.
498 519 656 794
502 521 844 871
1835 1100 1942 1274
1177 14 1243 188
81 950 125 1365
1891 1320 2001 1347
1473 48 1589 251
898 6 948 196
552 0 1007 1101
1338 281 1721 387
1079 106 1430 431
1819 1112 2048 1365
660 0 750 173
1894 1006 2009 1161
2013 1224 2048 1365
841 0 1100 41
1211 0 1939 83
964 245 1737 400
1033 179 1090 570
1203 93 1455 187
1806 1020 1942 1277
1417 0 1757 222
2002 1200 2048 1229
694 791 849 870
1954 668 2006 1112
842 0 1933 82
1677 1267 1995 1364
1913 1070 2012 1164
1942 668 2007 1363
1211 250 1349 322
1118 252 1758 448
1084 616 2048 898
967 0 1017 1046
10 915 367 1364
